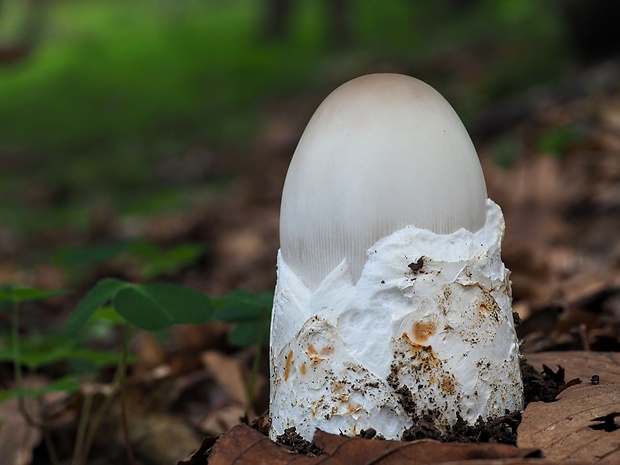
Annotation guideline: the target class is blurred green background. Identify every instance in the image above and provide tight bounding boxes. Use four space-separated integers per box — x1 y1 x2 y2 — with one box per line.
0 0 586 269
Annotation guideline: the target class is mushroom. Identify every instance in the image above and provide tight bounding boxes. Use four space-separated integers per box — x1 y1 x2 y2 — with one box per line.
269 73 523 441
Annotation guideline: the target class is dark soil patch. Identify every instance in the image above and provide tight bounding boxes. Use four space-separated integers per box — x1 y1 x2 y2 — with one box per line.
276 427 324 456
401 411 521 444
521 357 566 403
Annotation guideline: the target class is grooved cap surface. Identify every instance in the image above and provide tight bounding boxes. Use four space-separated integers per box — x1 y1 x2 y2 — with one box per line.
280 73 487 290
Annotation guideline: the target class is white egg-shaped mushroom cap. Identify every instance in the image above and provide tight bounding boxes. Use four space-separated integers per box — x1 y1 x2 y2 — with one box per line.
280 73 487 290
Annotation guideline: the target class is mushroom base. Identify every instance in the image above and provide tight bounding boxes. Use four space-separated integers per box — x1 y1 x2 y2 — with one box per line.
269 200 523 441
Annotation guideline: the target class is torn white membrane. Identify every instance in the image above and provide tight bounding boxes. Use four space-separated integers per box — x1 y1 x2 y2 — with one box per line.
269 199 523 441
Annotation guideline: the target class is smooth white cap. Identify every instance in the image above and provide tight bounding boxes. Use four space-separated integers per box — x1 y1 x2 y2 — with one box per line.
280 73 488 290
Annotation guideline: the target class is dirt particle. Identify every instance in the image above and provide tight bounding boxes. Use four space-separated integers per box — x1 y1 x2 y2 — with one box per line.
436 285 453 316
387 362 400 388
360 428 377 439
440 375 457 395
478 292 501 322
394 385 417 415
408 257 425 273
331 382 346 394
401 414 443 441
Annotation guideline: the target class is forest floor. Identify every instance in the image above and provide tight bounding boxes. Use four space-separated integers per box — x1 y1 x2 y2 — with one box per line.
0 17 619 464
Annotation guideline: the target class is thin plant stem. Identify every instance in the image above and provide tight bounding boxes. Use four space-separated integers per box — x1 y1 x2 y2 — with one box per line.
72 386 94 465
119 325 137 465
245 308 267 415
11 299 59 465
43 430 60 465
81 327 130 463
11 300 28 421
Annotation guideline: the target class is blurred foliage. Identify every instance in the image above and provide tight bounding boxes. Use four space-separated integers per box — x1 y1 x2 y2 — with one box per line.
212 289 273 347
52 238 206 282
537 123 588 156
0 3 565 147
0 280 269 401
0 0 571 255
493 135 522 170
0 0 566 149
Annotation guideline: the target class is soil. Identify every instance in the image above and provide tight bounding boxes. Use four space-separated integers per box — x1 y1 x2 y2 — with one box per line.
275 427 325 456
270 359 564 454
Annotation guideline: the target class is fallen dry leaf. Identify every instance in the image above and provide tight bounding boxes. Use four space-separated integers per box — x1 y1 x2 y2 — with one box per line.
204 424 551 465
197 350 254 435
518 352 620 463
524 352 620 384
201 351 249 406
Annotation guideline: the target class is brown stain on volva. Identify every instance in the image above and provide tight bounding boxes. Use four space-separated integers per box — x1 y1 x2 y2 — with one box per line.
402 332 424 352
300 362 307 376
346 403 361 414
307 344 319 359
307 343 333 366
413 320 437 342
401 333 441 369
320 345 334 356
284 350 294 381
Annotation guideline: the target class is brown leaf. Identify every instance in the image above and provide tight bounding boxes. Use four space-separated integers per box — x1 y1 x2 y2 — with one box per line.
207 425 308 465
198 350 254 435
435 462 554 465
524 351 620 384
518 351 620 463
201 351 249 406
206 424 548 465
313 431 542 464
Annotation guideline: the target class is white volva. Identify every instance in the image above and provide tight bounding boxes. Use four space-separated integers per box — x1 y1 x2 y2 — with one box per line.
269 74 523 441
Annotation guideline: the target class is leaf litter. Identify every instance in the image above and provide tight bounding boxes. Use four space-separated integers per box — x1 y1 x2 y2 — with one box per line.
2 36 620 465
